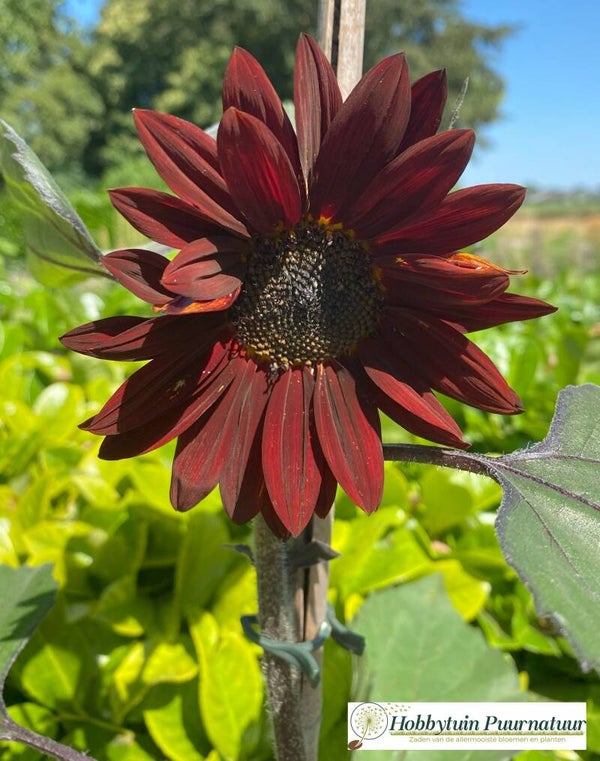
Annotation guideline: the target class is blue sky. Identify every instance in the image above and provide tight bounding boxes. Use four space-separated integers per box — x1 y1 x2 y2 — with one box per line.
460 0 600 191
65 0 600 190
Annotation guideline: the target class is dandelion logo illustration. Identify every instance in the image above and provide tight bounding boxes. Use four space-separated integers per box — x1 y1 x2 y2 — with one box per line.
349 702 388 748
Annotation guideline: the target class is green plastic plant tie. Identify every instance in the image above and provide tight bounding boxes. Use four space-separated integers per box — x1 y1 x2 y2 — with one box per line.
241 605 365 685
326 604 365 655
241 614 332 687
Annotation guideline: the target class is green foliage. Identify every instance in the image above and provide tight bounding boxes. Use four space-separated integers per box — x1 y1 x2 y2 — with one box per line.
0 0 103 177
2 261 599 760
351 575 522 761
0 136 600 761
1 151 599 759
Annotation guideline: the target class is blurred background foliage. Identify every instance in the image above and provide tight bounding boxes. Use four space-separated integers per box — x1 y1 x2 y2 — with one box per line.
1 1 600 760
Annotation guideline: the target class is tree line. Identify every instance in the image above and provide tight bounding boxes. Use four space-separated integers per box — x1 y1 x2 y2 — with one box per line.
0 0 511 186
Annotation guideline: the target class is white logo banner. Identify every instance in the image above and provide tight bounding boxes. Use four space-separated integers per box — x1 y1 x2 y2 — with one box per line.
347 701 586 751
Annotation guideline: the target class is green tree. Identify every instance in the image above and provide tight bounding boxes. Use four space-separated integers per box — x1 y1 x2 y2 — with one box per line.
0 0 103 181
363 0 511 134
87 0 511 179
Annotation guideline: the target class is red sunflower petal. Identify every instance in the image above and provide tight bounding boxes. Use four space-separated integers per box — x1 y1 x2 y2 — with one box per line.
223 46 303 198
220 365 269 515
109 187 246 248
294 33 342 185
102 249 171 305
170 356 256 511
98 348 237 459
314 460 338 519
444 292 558 333
260 498 292 541
262 366 322 536
222 427 285 534
98 406 195 460
355 343 467 448
83 340 230 435
348 129 475 239
379 253 510 309
218 109 302 234
375 385 468 449
161 236 247 301
60 314 216 361
60 316 147 357
398 69 448 151
309 53 411 223
226 463 266 525
314 362 383 513
374 184 526 256
133 109 242 224
223 423 291 539
387 309 523 414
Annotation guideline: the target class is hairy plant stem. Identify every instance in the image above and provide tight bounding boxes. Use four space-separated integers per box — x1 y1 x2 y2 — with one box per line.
254 515 308 761
0 714 97 761
382 443 495 478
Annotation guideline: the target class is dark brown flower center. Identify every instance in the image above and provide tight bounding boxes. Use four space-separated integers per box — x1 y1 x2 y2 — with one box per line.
230 223 383 368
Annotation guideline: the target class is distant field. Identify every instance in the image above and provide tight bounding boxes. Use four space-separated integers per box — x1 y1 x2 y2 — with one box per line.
478 209 600 275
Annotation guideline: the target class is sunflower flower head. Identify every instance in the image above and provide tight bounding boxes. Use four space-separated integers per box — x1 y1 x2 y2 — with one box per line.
61 34 556 538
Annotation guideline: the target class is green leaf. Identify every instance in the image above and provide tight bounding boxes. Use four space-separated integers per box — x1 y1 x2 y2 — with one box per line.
488 384 600 672
91 514 148 582
331 509 431 601
0 120 106 285
436 559 490 622
189 611 262 761
13 595 95 711
94 576 156 637
175 512 237 615
0 564 57 687
142 639 198 686
352 575 523 761
419 468 474 535
110 642 147 722
143 682 209 761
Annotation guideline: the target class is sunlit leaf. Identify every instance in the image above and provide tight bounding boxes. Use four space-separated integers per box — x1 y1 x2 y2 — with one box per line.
175 512 237 615
0 120 106 285
110 642 147 722
331 509 431 601
143 682 209 761
142 639 197 685
189 611 262 761
436 559 490 621
94 575 155 637
12 595 94 711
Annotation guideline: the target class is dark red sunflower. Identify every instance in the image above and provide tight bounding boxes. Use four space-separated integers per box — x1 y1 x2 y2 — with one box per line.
61 34 556 538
